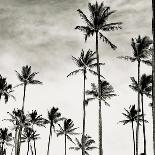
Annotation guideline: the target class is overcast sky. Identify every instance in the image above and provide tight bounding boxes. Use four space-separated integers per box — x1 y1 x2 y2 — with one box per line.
0 0 153 155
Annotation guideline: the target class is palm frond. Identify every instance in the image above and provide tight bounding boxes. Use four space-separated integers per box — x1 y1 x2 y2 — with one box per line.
99 32 117 50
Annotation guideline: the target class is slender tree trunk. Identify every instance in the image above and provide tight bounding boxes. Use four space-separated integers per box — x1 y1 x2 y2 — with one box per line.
141 94 146 155
82 70 86 155
47 124 52 155
152 0 155 154
96 31 103 155
27 141 30 155
136 61 141 155
15 128 18 155
22 83 26 111
65 134 67 155
132 121 136 155
33 139 36 155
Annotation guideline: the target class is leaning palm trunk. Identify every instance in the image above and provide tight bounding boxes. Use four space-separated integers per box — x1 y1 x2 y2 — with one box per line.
136 61 141 155
47 124 52 155
152 0 155 154
96 31 103 155
131 121 136 155
82 70 86 155
141 94 146 155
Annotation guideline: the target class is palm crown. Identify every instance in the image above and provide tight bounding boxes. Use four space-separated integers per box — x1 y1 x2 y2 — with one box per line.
119 105 144 125
86 80 116 106
70 134 97 155
76 1 122 48
67 49 104 78
57 119 79 143
27 110 46 127
129 74 152 97
118 36 152 63
15 65 42 86
0 74 14 103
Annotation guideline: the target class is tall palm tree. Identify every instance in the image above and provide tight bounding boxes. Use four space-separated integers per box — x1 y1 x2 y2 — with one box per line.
57 119 79 155
15 65 42 111
21 127 40 155
0 128 13 155
129 74 152 155
119 105 144 155
76 2 122 154
67 49 104 155
70 134 97 155
27 110 46 155
46 107 64 155
15 65 42 155
152 0 155 154
118 35 152 155
0 74 14 103
86 80 116 106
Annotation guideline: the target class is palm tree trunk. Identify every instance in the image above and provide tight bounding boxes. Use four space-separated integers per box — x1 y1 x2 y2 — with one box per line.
82 70 86 155
47 124 52 155
14 128 18 155
96 31 103 155
141 94 146 155
22 83 26 111
136 61 141 155
27 141 30 155
17 83 27 155
152 0 155 154
33 139 36 155
132 121 136 155
65 134 67 155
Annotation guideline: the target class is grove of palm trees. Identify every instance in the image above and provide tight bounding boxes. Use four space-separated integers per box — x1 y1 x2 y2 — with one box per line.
0 0 154 155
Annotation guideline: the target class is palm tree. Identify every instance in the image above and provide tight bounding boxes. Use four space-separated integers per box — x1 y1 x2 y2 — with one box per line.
67 49 104 155
6 109 29 155
27 110 46 155
118 35 152 155
15 65 42 155
129 74 152 155
0 74 14 103
76 3 122 154
70 134 97 155
0 128 13 155
15 65 42 111
86 80 116 106
46 107 64 155
152 0 155 154
119 105 144 155
57 119 79 155
21 127 40 155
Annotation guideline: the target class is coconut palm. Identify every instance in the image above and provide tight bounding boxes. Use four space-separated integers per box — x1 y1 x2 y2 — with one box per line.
119 105 144 155
27 110 46 155
21 127 40 155
57 119 79 155
76 2 122 155
129 74 152 155
118 35 152 155
86 80 116 106
0 128 13 155
15 65 42 111
46 107 64 155
67 49 104 155
70 134 97 155
0 74 14 103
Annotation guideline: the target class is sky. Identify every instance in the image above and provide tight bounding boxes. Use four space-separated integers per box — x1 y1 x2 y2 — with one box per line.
0 0 153 155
